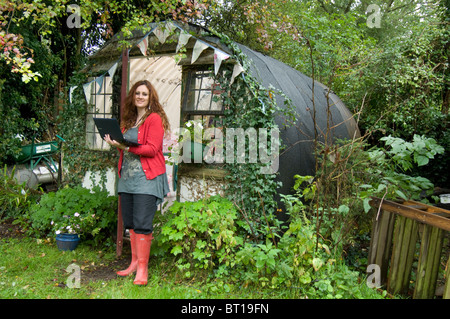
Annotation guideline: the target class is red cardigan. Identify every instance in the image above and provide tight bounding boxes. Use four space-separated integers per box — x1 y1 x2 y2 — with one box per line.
117 113 166 180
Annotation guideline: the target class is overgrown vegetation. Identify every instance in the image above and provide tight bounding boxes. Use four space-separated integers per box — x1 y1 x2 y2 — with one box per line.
0 0 448 299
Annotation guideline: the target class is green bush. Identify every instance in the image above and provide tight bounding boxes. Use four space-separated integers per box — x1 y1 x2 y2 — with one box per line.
0 165 42 220
153 195 243 276
153 196 385 298
29 185 117 246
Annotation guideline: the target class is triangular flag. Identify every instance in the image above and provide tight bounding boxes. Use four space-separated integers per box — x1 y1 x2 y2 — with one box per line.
83 81 93 103
176 30 192 53
69 86 77 103
137 35 149 56
214 50 230 75
153 22 176 44
230 63 244 85
108 62 118 78
191 40 209 64
95 75 104 94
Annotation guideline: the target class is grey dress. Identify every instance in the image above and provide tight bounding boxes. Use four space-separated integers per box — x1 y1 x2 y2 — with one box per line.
117 127 170 206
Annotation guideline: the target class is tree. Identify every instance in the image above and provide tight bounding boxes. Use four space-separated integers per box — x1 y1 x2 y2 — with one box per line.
0 0 212 165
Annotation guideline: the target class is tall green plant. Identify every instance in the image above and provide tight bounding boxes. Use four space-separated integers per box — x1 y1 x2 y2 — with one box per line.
0 165 42 221
153 195 243 277
28 185 117 246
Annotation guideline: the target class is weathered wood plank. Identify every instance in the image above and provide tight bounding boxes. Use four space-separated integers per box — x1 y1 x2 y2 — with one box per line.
388 216 419 295
368 210 395 286
414 225 444 299
444 257 450 299
370 198 450 231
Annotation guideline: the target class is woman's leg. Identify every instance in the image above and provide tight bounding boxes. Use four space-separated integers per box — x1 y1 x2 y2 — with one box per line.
116 193 138 276
131 194 157 285
132 194 157 234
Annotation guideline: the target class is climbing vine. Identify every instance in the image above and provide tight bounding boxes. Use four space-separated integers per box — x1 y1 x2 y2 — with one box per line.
58 71 119 187
212 31 295 241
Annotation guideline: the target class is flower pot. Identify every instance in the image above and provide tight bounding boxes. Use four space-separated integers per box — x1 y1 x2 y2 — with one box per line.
56 233 80 251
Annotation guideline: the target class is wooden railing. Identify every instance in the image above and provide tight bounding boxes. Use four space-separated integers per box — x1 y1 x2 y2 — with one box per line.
368 197 450 299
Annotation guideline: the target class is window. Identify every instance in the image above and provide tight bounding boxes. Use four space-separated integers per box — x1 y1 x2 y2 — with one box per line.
180 67 225 164
182 67 224 116
85 76 114 150
181 67 225 135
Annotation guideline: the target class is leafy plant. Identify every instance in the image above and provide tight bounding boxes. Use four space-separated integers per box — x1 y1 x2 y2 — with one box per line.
153 195 243 277
0 165 42 221
366 134 444 201
28 185 117 246
380 135 445 171
51 211 101 237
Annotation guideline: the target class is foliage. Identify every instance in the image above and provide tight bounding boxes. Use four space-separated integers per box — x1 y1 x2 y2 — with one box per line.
0 165 42 221
28 185 117 246
379 135 445 172
153 195 243 277
51 211 101 237
152 196 385 298
209 34 294 241
0 22 63 165
207 0 449 189
181 119 205 143
282 133 444 256
57 71 119 186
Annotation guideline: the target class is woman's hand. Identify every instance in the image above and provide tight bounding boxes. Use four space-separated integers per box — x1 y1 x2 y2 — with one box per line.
104 134 128 151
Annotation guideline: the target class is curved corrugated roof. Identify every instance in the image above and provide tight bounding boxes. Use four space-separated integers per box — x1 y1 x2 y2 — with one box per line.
237 44 360 197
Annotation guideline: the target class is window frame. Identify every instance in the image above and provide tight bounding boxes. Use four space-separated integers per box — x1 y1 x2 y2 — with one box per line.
181 66 224 117
85 75 115 151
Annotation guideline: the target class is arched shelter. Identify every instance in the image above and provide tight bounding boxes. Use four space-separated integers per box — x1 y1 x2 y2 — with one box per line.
80 20 360 209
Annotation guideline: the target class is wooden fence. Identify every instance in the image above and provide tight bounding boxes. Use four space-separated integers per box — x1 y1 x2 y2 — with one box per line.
368 197 450 299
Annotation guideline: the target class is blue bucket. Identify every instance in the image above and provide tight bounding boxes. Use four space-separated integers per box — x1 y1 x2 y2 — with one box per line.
56 233 80 251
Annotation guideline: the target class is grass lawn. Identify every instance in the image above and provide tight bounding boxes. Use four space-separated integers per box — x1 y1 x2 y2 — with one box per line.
0 236 275 300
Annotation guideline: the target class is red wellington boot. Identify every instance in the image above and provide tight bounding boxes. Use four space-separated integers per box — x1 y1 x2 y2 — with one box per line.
117 230 138 276
133 233 153 286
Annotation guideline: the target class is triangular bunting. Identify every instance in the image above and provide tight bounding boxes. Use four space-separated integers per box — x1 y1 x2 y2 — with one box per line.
83 81 93 103
230 63 245 85
176 30 192 53
108 62 118 78
214 50 230 75
69 86 77 103
95 75 104 94
153 21 176 44
191 40 209 64
137 35 149 56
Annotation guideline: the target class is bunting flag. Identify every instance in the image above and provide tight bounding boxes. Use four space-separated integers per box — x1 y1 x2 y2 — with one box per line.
176 30 192 53
153 21 176 44
137 35 149 56
69 86 77 103
191 40 209 64
108 62 119 78
214 50 230 75
78 21 251 107
95 75 104 94
83 81 93 103
230 63 245 85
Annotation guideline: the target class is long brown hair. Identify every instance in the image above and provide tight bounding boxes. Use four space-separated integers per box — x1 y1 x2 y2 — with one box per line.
121 80 170 132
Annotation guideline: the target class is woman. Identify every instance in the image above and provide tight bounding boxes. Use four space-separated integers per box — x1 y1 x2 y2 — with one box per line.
105 80 170 286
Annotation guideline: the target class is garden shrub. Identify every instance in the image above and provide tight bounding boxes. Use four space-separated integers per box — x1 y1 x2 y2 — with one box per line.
0 165 42 221
153 195 385 298
29 185 117 246
153 195 244 277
